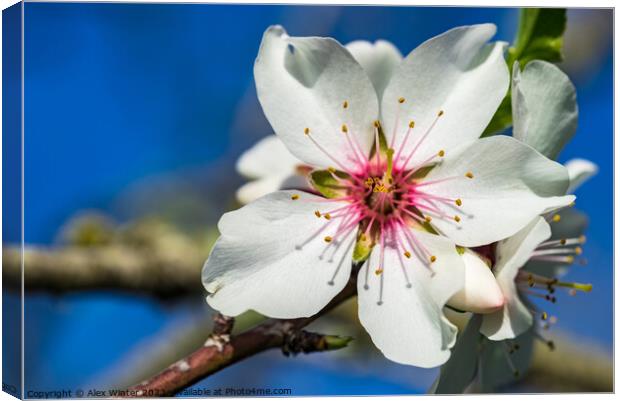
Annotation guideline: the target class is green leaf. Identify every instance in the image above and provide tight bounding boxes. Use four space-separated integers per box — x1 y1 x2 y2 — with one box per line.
309 169 348 199
482 8 567 136
481 95 512 137
508 8 567 69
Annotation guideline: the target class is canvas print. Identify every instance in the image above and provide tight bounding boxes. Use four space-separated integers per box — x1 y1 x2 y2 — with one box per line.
2 2 613 397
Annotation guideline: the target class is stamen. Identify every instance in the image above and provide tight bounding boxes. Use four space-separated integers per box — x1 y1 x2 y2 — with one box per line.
291 194 300 200
455 198 462 206
532 248 580 257
314 210 321 218
413 175 461 188
394 237 413 289
539 237 586 248
554 281 592 292
377 268 385 306
341 123 367 166
404 251 411 258
531 255 575 264
305 131 358 176
324 236 332 243
327 236 356 285
398 97 405 104
438 150 445 157
453 215 461 223
385 148 395 182
399 110 443 170
341 124 348 133
392 120 415 162
500 346 519 378
324 213 331 220
552 214 561 222
342 100 348 109
295 219 335 250
374 125 382 170
430 255 437 263
465 172 474 179
377 226 387 305
533 331 555 351
399 150 444 182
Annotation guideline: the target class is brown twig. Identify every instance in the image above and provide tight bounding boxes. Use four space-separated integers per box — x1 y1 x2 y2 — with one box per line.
2 245 205 298
128 273 358 397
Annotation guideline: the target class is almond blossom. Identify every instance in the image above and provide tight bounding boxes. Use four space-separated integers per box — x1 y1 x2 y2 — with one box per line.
235 39 402 204
203 25 574 367
433 60 597 392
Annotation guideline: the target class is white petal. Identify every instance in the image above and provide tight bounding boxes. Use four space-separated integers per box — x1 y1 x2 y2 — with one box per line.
203 191 356 318
423 135 574 247
236 135 302 179
565 158 598 193
357 229 464 367
512 60 578 160
236 174 308 204
345 40 403 100
382 24 508 168
432 314 482 394
480 217 551 340
448 250 505 314
254 26 379 168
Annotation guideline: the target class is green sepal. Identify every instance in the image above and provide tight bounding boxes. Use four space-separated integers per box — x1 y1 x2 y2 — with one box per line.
309 169 348 199
352 233 373 263
421 220 438 235
409 165 435 181
322 335 354 350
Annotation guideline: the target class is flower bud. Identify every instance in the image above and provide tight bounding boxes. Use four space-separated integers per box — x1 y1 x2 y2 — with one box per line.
448 250 505 314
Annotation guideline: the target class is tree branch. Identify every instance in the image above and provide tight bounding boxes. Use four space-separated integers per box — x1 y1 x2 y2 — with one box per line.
2 215 216 298
2 245 205 298
128 273 358 397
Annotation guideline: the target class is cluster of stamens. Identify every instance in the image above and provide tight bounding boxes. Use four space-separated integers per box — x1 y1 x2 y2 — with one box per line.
291 98 475 305
499 227 591 372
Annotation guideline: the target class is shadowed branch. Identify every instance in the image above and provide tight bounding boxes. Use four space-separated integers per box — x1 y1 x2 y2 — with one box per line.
127 274 358 397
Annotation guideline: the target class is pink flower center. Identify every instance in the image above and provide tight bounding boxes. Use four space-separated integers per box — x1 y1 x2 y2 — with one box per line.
293 99 470 303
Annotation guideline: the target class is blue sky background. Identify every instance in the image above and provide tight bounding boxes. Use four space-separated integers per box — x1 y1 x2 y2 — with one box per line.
4 4 613 395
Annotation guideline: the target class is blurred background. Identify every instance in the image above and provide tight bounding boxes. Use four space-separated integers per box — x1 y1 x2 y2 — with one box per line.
3 4 613 395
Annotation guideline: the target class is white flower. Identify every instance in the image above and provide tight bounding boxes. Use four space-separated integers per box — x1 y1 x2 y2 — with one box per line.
511 60 578 160
434 60 596 392
435 198 593 392
236 40 402 204
480 161 595 341
450 61 598 341
203 24 574 368
235 135 309 204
